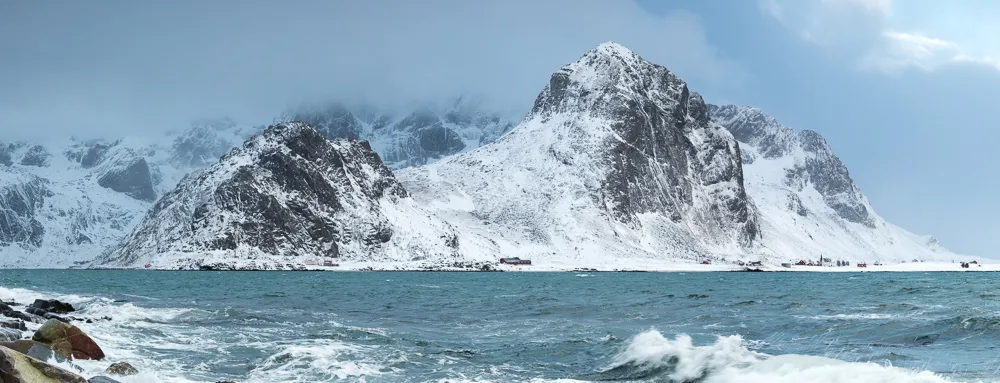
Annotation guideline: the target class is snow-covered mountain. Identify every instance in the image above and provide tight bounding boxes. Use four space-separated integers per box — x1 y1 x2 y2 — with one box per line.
96 122 464 269
0 119 257 268
709 104 957 262
0 102 511 268
0 40 964 268
398 42 760 265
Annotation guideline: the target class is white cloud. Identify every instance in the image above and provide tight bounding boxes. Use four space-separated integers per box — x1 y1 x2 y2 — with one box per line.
760 0 1000 75
819 0 892 16
860 31 958 73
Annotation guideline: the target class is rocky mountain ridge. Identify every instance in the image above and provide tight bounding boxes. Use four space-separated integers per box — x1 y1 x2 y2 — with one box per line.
0 43 964 268
98 122 466 269
709 104 952 261
399 42 761 265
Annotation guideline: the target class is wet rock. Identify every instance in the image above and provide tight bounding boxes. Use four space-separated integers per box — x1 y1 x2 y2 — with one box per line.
105 362 138 376
0 340 65 363
87 377 121 383
0 319 26 331
2 310 45 324
0 328 20 342
31 319 105 360
0 345 86 383
30 299 76 314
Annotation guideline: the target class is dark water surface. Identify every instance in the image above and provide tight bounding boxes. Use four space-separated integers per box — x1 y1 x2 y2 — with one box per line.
1 270 997 382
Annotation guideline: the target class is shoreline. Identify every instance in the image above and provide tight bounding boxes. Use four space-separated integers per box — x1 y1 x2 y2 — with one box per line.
39 261 1000 273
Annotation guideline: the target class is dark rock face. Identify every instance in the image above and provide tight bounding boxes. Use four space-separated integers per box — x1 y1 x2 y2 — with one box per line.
0 173 49 247
787 193 808 217
283 100 512 170
97 158 156 202
0 143 16 166
101 122 459 268
66 141 118 168
380 111 466 167
528 43 758 245
709 104 874 227
0 319 27 331
170 123 238 168
29 299 75 314
18 145 50 167
289 103 362 140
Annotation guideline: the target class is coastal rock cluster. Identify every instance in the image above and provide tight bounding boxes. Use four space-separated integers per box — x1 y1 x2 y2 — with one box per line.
0 298 137 382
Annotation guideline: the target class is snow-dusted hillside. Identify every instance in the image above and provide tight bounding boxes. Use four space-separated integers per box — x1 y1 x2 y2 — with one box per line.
96 123 466 269
0 101 511 268
709 104 961 263
399 42 759 265
0 119 257 267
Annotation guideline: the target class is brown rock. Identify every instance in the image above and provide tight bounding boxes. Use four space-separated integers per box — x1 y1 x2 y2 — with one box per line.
31 320 105 360
0 345 86 382
104 361 137 376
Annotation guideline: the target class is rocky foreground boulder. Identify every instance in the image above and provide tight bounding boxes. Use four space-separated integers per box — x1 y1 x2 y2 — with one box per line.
31 319 105 360
0 345 86 383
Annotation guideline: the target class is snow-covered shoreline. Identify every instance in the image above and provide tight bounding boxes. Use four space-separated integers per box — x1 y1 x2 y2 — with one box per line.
72 259 1000 272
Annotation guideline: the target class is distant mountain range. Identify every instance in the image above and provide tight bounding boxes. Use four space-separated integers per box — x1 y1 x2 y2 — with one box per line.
0 42 962 269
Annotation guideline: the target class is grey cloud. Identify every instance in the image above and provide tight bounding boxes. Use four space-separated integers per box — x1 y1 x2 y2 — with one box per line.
0 0 743 140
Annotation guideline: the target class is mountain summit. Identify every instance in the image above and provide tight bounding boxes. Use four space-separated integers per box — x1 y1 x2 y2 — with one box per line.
400 42 759 263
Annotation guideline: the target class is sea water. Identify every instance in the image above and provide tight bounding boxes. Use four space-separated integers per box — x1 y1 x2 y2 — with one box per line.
1 270 998 382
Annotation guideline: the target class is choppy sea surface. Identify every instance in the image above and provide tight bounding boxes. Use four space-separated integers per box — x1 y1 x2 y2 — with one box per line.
2 270 999 382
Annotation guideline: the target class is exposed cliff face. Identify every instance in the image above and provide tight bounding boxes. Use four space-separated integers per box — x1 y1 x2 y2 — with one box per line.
709 105 873 227
709 104 955 261
98 122 463 269
0 170 49 248
284 99 514 169
400 42 759 263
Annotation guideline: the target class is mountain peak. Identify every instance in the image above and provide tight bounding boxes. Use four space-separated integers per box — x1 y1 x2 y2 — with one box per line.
591 41 638 58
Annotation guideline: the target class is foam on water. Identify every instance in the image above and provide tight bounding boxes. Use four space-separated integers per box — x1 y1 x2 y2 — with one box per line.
2 272 998 383
600 329 970 383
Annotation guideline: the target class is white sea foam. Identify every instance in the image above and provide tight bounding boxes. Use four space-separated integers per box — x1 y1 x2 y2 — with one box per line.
0 286 988 383
606 329 972 383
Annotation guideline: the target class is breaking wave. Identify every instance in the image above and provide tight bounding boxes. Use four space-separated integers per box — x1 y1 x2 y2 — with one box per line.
585 329 962 383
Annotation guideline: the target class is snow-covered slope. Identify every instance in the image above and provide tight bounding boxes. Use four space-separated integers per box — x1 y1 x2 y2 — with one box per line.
399 42 759 265
709 104 960 262
0 119 258 268
95 122 466 269
0 101 511 268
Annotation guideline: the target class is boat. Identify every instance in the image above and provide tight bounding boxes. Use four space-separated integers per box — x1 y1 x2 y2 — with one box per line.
499 257 532 265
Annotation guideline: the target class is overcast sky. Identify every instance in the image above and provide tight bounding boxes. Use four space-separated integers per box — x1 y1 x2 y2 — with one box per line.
2 0 998 256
